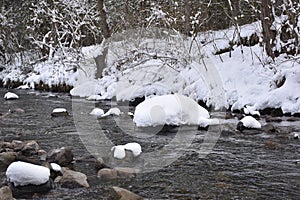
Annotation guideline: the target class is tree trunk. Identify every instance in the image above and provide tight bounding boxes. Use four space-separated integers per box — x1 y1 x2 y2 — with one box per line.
260 0 275 59
95 0 111 78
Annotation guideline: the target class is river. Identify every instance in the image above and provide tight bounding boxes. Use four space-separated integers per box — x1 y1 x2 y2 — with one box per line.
1 88 300 199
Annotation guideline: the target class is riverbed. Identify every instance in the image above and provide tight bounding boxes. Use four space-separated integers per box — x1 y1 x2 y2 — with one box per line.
1 88 300 199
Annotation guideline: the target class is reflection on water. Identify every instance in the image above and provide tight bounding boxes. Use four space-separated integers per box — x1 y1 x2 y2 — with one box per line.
0 88 300 199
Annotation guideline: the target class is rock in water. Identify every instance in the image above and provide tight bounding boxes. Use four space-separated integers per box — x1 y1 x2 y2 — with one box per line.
0 186 15 200
0 152 17 171
112 186 143 200
89 108 104 117
47 147 73 167
124 142 142 157
4 92 19 100
57 168 89 188
51 108 68 117
237 116 261 131
6 161 50 186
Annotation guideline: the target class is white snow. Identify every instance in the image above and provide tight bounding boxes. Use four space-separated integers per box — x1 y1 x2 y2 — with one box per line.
50 163 61 172
243 105 260 116
17 84 30 90
4 92 19 100
86 94 102 101
240 116 261 129
294 133 299 139
1 21 300 115
111 142 142 159
101 107 121 117
124 142 142 157
89 108 104 117
6 161 50 186
133 94 210 127
111 145 126 159
52 108 67 113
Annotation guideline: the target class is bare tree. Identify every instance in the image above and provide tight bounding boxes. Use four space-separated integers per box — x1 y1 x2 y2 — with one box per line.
95 0 111 78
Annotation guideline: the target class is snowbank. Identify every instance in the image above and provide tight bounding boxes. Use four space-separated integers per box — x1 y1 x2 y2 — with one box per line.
6 161 50 186
133 94 210 127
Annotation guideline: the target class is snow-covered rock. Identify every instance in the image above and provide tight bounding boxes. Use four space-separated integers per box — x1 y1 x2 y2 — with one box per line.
17 84 30 90
4 92 19 100
124 142 142 157
86 94 102 101
133 94 210 127
89 108 104 117
237 116 261 131
6 161 50 186
51 108 68 117
243 105 260 117
50 163 62 172
111 145 126 159
101 107 121 117
294 133 299 139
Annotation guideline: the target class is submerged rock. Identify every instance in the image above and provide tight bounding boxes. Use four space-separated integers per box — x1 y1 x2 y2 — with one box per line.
57 168 89 188
111 186 143 200
97 168 118 180
0 186 15 200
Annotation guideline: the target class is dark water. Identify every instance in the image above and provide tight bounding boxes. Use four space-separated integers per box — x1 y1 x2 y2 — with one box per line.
1 88 300 199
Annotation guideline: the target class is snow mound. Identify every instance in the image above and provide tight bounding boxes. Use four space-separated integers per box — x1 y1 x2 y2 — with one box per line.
133 94 210 127
124 142 142 157
111 145 126 159
101 107 121 117
52 108 67 113
89 108 104 116
50 163 61 172
70 80 97 97
240 116 261 129
4 92 19 100
243 105 260 116
6 161 50 186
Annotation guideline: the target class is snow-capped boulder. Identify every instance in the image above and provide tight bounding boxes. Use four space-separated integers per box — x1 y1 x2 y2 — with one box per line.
133 94 210 127
111 145 126 159
51 108 68 117
6 161 50 187
89 108 104 117
124 143 142 157
4 92 19 100
243 105 260 118
17 85 30 90
101 107 122 117
86 94 102 101
294 133 299 139
237 116 261 131
50 163 61 172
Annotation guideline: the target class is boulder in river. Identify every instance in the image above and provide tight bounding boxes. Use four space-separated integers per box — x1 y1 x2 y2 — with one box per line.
47 147 73 167
97 168 118 180
56 168 89 188
6 161 53 197
111 186 143 200
21 140 40 156
0 152 17 171
0 186 15 200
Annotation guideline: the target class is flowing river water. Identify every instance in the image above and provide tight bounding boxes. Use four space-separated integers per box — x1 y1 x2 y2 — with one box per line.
0 88 300 199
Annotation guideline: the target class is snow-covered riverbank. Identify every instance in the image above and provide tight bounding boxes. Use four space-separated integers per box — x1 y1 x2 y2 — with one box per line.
1 22 300 114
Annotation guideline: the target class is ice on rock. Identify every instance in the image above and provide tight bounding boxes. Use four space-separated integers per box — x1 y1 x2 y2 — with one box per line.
6 161 50 186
